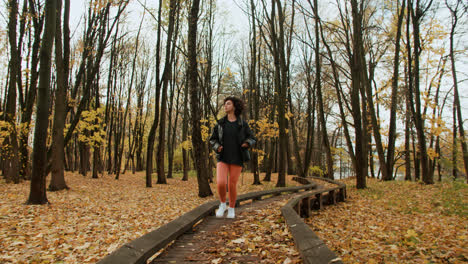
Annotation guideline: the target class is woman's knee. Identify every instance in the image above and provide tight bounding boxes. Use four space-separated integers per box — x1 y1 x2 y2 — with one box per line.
217 176 227 185
228 172 240 186
217 162 228 182
228 180 237 190
229 166 242 179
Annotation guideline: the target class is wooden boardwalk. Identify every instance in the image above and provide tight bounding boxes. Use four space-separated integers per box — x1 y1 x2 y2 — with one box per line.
150 192 299 264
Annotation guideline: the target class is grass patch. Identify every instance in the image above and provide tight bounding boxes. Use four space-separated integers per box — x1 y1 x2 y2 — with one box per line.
356 184 386 200
432 180 468 217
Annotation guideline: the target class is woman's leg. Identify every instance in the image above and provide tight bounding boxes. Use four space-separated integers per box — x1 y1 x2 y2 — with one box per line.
216 162 229 203
228 164 242 208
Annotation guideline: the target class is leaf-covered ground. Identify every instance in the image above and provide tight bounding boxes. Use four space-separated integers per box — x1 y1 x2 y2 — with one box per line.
0 171 301 263
306 178 468 263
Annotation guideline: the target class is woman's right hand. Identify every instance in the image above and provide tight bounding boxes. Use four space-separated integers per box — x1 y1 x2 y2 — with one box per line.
217 146 223 153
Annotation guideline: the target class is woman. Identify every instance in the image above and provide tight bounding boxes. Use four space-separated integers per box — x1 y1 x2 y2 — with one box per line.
209 96 256 218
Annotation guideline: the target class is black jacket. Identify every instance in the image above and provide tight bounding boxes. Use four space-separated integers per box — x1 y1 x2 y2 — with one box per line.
209 116 256 163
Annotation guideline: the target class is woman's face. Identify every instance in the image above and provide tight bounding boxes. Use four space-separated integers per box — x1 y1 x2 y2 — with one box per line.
224 100 235 114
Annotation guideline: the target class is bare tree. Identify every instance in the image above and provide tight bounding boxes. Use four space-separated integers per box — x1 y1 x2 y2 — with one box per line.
408 0 434 184
311 0 334 179
249 0 261 184
27 0 57 204
156 0 180 184
4 0 20 184
446 0 468 182
49 0 70 191
187 0 213 197
146 0 164 187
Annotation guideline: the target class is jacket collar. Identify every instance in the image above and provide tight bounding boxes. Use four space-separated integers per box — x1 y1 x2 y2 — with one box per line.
219 115 243 127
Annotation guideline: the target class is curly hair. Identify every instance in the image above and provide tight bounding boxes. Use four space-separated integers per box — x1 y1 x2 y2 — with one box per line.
224 96 245 117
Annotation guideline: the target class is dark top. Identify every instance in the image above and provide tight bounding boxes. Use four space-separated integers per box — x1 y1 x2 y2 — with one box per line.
220 118 243 166
210 115 256 166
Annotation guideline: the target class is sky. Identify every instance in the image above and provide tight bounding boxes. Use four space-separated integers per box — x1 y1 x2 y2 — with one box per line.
68 0 250 43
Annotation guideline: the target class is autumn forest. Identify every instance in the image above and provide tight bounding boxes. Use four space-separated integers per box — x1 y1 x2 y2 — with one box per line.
0 0 467 263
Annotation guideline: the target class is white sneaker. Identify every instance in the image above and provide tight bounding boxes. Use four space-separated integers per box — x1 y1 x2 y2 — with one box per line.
216 202 227 218
226 207 235 219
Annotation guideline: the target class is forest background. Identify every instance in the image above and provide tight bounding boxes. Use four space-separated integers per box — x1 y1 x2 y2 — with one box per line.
0 0 466 199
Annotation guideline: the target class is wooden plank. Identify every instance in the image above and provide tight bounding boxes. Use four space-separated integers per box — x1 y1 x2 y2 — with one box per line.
98 201 217 264
154 192 299 264
100 176 351 264
99 181 318 264
295 200 301 214
280 177 347 264
281 207 342 264
315 193 323 210
301 197 310 218
329 190 336 205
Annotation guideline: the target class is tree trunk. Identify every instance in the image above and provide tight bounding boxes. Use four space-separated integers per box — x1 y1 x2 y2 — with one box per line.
168 68 182 180
453 104 457 180
350 0 367 189
313 0 333 179
5 0 20 184
250 0 261 185
412 128 420 180
49 0 70 191
385 0 406 181
187 0 212 197
146 0 164 187
263 96 276 182
182 75 189 182
405 77 412 181
92 74 102 179
18 0 44 181
27 0 57 204
405 0 413 181
410 0 434 184
263 139 274 182
166 74 175 179
156 0 178 185
447 0 468 182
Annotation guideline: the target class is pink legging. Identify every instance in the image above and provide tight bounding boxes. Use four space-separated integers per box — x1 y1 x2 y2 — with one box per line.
216 161 242 208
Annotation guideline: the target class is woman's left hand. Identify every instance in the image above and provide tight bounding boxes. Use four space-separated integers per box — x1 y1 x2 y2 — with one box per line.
241 142 249 148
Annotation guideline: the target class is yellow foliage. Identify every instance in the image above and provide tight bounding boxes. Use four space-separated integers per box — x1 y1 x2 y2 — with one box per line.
200 125 209 142
200 118 216 142
253 118 279 139
91 0 112 13
76 107 106 148
252 148 266 166
0 120 12 146
309 166 324 177
427 147 439 159
179 137 192 151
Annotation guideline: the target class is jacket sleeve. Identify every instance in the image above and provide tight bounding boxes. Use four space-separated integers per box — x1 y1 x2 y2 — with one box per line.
209 124 221 152
243 121 256 148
